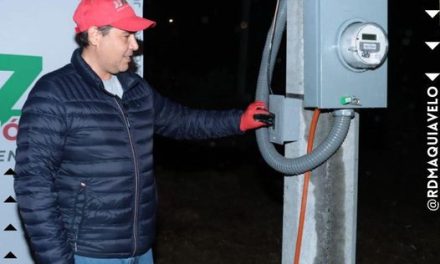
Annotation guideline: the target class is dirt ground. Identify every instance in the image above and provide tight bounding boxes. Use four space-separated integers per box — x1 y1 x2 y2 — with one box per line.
153 137 282 264
152 128 439 264
155 164 282 264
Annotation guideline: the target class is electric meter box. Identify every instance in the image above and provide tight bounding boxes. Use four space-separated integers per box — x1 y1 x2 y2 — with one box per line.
303 0 388 109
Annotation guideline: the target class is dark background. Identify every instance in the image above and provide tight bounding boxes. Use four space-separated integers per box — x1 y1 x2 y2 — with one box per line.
139 0 439 263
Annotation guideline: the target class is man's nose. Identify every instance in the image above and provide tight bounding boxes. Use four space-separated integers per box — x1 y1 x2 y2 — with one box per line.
129 34 139 51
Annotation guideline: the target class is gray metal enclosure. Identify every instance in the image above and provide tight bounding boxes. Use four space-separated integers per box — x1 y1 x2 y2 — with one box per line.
303 0 388 108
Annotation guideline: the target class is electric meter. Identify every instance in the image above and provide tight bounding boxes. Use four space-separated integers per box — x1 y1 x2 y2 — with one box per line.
339 22 388 70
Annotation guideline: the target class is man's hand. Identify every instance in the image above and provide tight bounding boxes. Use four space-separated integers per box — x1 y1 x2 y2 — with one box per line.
240 101 274 132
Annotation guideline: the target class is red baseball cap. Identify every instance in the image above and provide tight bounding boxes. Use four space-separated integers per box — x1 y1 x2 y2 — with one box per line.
73 0 156 33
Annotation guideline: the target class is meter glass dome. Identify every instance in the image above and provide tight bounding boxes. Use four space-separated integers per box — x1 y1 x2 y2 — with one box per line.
339 22 388 70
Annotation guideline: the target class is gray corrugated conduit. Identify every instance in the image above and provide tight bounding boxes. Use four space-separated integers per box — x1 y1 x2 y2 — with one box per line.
255 0 354 175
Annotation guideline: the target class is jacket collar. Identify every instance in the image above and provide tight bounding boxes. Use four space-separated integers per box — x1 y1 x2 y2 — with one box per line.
71 48 141 92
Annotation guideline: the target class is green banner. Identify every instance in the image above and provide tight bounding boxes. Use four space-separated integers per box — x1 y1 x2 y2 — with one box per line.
0 54 43 126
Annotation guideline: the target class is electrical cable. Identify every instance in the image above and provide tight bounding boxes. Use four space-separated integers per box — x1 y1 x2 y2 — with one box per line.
266 0 280 95
293 108 321 264
255 0 354 176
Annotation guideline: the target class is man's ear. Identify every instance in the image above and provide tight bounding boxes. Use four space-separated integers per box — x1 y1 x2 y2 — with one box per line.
87 26 101 47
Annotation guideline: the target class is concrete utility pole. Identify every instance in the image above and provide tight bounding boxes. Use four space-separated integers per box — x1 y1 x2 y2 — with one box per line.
282 0 359 263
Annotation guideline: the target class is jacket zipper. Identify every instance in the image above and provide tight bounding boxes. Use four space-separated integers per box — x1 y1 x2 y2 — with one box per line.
114 97 139 256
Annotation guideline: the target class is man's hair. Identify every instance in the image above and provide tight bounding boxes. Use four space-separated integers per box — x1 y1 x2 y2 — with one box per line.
75 25 113 48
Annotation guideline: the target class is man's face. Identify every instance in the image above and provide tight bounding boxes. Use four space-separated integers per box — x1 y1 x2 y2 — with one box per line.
95 27 139 77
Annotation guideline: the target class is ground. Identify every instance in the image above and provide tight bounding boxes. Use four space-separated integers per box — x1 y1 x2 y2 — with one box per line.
152 129 439 264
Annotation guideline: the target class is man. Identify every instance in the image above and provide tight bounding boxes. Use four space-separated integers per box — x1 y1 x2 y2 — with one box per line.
14 0 270 264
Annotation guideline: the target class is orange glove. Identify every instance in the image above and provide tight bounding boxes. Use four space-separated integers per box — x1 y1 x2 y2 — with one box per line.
240 101 274 132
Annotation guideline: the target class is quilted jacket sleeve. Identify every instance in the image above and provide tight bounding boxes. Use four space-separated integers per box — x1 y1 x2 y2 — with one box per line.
14 79 73 264
151 88 244 140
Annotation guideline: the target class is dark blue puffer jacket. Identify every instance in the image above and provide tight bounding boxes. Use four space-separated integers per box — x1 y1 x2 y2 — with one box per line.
14 49 242 264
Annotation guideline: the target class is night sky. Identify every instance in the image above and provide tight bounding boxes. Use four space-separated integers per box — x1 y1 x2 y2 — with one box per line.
137 0 439 263
141 1 428 183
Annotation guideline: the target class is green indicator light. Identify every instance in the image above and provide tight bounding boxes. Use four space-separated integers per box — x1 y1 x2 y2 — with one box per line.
340 96 352 105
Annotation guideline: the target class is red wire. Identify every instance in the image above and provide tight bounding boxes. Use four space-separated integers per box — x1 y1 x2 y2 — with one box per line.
293 109 321 264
